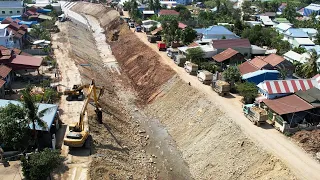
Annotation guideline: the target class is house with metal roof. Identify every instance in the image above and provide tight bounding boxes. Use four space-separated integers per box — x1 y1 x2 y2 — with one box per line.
0 1 24 18
212 48 244 65
273 18 290 24
0 24 14 48
1 17 28 49
274 23 292 34
300 28 318 41
194 26 239 40
158 9 179 16
242 70 279 85
296 87 320 107
262 94 315 129
303 3 320 16
211 39 251 58
257 79 319 99
251 45 267 56
238 61 259 75
283 50 307 64
178 45 217 59
292 38 315 48
283 28 310 44
259 16 275 26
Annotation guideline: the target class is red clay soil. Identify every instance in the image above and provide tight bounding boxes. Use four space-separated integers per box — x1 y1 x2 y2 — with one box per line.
109 26 175 104
292 129 320 153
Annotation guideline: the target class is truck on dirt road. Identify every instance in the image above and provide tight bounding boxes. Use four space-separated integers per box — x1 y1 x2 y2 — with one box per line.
184 61 198 75
197 70 213 85
158 42 167 51
212 80 230 96
174 54 187 67
242 104 268 126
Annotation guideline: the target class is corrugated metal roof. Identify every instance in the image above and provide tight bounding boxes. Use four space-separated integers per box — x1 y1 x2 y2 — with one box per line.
212 48 239 62
262 54 285 66
275 23 291 31
11 55 42 68
212 39 251 49
295 87 320 107
284 28 309 38
238 61 259 75
249 57 268 69
159 10 179 15
263 94 313 115
283 50 303 62
258 79 319 94
0 65 11 78
242 70 279 79
294 38 315 46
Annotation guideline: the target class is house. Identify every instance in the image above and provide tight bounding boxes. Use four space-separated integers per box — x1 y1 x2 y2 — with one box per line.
0 65 12 98
0 99 59 149
259 16 275 27
158 10 179 17
296 87 320 108
300 28 318 41
160 1 178 9
273 18 290 24
251 45 267 57
211 39 251 58
1 17 28 49
283 28 309 44
283 50 307 64
0 1 24 18
242 70 279 85
257 79 319 99
303 4 320 17
292 38 315 48
178 45 217 59
0 24 14 48
262 54 294 76
259 12 276 19
141 20 160 32
142 10 155 19
194 26 239 40
212 48 245 65
0 45 43 72
245 21 263 27
262 94 314 129
238 61 260 75
274 23 292 34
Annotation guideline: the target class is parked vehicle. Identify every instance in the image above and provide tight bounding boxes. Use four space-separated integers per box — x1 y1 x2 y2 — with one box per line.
197 70 213 85
174 54 187 66
242 104 268 126
166 48 179 58
135 26 142 32
158 42 167 51
212 80 230 96
184 61 198 75
171 42 181 48
147 35 157 43
128 21 135 28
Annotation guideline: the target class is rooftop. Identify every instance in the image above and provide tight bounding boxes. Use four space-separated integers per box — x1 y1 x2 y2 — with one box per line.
212 39 251 49
159 10 179 15
284 28 309 38
249 57 268 69
238 61 259 75
212 48 239 62
283 50 305 63
257 79 319 94
242 70 279 80
263 94 313 115
0 99 58 131
195 26 235 35
262 54 285 67
0 65 12 78
11 55 42 69
294 38 315 46
305 3 320 11
296 87 320 107
275 23 291 31
0 1 23 8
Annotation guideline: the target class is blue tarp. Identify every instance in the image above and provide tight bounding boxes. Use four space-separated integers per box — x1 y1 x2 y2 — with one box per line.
10 15 22 20
18 21 38 27
37 8 52 14
304 3 320 16
0 99 58 131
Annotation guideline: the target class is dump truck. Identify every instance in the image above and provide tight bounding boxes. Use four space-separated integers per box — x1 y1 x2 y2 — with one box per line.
184 61 198 75
212 80 230 96
147 35 157 43
174 54 187 67
166 48 179 59
158 42 167 51
242 104 268 126
197 70 213 85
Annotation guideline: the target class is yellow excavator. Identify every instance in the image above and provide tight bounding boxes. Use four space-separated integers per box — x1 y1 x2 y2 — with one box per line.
63 79 104 148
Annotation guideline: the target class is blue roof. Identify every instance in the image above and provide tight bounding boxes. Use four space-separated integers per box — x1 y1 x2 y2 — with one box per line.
195 26 234 35
299 28 318 34
303 45 320 55
242 70 279 80
0 99 58 131
284 28 309 38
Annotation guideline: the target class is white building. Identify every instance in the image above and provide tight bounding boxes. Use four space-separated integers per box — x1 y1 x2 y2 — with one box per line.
0 24 14 48
0 1 24 18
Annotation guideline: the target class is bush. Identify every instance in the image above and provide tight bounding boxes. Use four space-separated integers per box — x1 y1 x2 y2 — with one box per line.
199 62 217 73
236 82 258 104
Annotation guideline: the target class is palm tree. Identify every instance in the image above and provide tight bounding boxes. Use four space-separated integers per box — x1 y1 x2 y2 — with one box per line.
301 49 320 78
278 64 288 80
20 87 49 149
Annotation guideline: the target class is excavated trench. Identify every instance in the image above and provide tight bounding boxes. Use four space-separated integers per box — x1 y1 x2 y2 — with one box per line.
68 2 296 179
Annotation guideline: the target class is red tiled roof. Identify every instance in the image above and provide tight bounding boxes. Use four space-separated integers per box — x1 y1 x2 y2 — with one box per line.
212 48 239 62
238 61 259 75
212 39 251 49
12 48 22 55
9 22 20 30
21 24 28 30
11 55 42 68
263 94 313 115
262 54 285 66
0 79 5 88
159 10 179 15
0 65 12 78
1 17 13 24
249 57 268 69
258 79 319 94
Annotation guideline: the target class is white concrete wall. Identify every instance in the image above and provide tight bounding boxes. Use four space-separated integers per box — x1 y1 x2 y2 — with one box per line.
0 7 24 17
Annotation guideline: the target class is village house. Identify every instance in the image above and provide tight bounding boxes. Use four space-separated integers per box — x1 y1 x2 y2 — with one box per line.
0 24 14 48
195 26 239 40
1 17 28 49
211 39 251 58
0 0 24 18
212 48 245 66
158 9 179 17
283 28 310 44
242 70 279 85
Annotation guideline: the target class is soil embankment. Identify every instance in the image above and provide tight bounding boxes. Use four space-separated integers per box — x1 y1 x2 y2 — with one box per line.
70 2 297 179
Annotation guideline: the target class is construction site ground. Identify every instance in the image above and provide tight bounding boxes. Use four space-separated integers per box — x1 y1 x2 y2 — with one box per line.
50 2 320 180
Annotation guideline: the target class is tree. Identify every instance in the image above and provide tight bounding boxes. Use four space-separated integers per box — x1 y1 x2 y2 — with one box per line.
154 0 161 12
292 47 307 54
222 66 241 83
0 104 30 150
186 47 204 64
20 87 49 148
236 82 258 104
242 1 254 21
301 49 319 78
283 2 297 23
278 65 288 80
161 20 178 44
315 30 320 45
180 27 197 45
148 0 154 11
179 9 191 21
30 25 51 40
21 148 63 180
174 4 188 12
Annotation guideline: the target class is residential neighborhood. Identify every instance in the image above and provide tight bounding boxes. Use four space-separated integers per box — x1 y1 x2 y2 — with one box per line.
1 0 320 180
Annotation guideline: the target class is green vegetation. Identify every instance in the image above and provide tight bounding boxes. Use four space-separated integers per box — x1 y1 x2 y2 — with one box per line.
236 82 258 104
301 49 320 78
186 47 205 64
180 27 197 45
0 104 31 150
222 66 241 83
30 25 51 40
292 47 307 54
21 148 63 180
124 0 142 20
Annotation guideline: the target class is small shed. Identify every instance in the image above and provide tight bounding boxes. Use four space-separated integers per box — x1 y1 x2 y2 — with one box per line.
242 70 279 85
212 48 244 65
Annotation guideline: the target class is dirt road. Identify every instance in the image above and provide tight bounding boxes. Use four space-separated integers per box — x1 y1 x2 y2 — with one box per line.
132 28 320 179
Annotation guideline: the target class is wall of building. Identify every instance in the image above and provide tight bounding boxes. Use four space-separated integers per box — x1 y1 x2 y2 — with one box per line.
259 88 289 99
0 7 24 18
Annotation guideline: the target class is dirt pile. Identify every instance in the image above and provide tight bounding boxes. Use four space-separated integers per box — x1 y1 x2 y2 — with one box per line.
66 20 157 179
147 77 295 180
292 129 320 154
